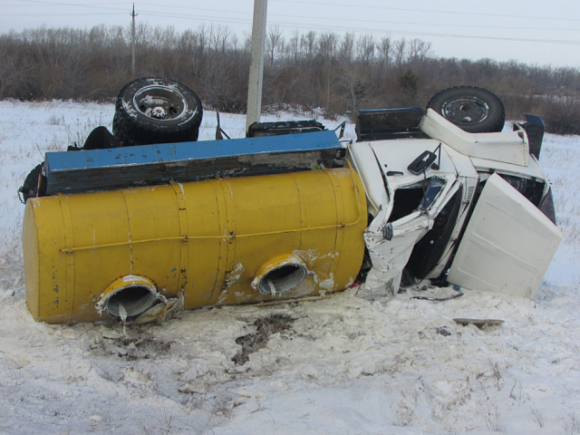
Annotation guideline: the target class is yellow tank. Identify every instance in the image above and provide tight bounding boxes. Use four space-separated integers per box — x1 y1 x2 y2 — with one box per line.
23 166 367 324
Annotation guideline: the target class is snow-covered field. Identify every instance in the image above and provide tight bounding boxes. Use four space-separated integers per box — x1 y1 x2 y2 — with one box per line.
0 101 578 435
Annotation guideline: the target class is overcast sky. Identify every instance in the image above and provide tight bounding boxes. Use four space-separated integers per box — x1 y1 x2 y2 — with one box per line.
2 0 580 68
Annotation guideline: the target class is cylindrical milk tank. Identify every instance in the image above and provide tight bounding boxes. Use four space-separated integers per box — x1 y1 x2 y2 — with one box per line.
22 167 367 323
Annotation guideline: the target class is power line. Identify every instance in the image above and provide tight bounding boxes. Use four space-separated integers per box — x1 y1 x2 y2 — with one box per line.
2 13 120 17
136 1 252 17
7 0 580 33
10 0 127 12
133 10 580 45
267 13 580 32
126 3 580 36
267 18 580 45
10 0 580 28
3 1 580 46
271 0 580 23
133 5 580 33
138 12 253 27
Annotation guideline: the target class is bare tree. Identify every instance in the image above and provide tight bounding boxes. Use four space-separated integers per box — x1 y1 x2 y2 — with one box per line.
356 35 375 63
317 32 338 112
394 38 407 68
318 32 337 60
301 31 317 63
288 30 301 63
209 25 231 53
338 32 354 63
150 25 176 50
0 37 21 99
378 36 392 69
407 38 432 62
266 25 284 66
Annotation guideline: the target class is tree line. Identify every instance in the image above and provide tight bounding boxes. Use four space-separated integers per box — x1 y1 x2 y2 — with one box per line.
1 24 580 132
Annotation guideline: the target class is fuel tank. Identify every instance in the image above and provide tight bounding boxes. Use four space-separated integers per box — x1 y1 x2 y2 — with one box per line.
23 166 367 323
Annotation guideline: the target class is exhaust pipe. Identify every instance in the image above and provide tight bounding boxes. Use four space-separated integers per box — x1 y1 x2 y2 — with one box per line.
252 254 309 296
96 275 158 320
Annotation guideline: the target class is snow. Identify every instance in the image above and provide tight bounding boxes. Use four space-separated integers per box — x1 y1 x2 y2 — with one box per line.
0 101 579 434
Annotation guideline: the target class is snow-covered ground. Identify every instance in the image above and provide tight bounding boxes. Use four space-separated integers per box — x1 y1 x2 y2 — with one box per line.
0 101 578 435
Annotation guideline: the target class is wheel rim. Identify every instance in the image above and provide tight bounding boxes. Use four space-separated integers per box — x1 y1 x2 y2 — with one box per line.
441 97 489 125
133 85 189 121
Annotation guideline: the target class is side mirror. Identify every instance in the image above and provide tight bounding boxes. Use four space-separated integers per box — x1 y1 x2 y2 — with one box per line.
407 150 437 175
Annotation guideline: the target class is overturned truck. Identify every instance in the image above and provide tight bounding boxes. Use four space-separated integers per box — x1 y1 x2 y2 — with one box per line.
20 79 563 324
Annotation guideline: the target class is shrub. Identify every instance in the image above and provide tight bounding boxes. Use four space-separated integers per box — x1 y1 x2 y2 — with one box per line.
542 97 580 135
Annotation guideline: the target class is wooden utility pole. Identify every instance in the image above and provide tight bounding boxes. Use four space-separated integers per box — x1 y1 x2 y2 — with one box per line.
246 0 268 135
131 4 137 77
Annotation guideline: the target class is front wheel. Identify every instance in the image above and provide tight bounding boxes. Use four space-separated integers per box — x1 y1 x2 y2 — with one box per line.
19 163 46 203
113 77 203 146
427 86 505 133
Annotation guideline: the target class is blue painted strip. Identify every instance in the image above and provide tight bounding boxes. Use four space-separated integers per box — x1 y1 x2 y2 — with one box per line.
46 131 340 173
44 131 342 195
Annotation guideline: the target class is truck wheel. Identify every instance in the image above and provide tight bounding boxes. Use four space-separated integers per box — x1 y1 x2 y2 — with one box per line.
113 77 203 146
19 163 46 203
427 86 505 133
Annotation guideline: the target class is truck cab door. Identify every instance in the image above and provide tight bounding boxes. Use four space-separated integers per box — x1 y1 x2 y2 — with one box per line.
448 173 563 299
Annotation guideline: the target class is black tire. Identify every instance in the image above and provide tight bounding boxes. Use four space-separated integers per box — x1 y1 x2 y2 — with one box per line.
82 126 123 150
19 163 47 203
113 77 203 146
427 86 505 133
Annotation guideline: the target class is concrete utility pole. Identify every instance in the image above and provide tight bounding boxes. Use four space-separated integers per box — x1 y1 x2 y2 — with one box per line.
131 4 137 77
245 0 268 135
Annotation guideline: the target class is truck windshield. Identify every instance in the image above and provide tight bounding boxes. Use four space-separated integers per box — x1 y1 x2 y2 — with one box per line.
420 177 446 210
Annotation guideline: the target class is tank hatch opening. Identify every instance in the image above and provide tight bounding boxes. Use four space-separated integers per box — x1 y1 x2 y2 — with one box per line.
252 255 310 296
97 276 158 320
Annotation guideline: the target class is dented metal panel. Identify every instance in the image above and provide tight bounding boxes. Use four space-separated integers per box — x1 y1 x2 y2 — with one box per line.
23 166 366 324
351 139 464 298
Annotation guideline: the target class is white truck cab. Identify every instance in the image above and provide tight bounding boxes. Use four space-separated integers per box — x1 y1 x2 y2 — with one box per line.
350 108 562 300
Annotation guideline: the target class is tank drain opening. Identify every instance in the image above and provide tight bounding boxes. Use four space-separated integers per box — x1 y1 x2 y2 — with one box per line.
257 264 308 296
100 285 157 320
